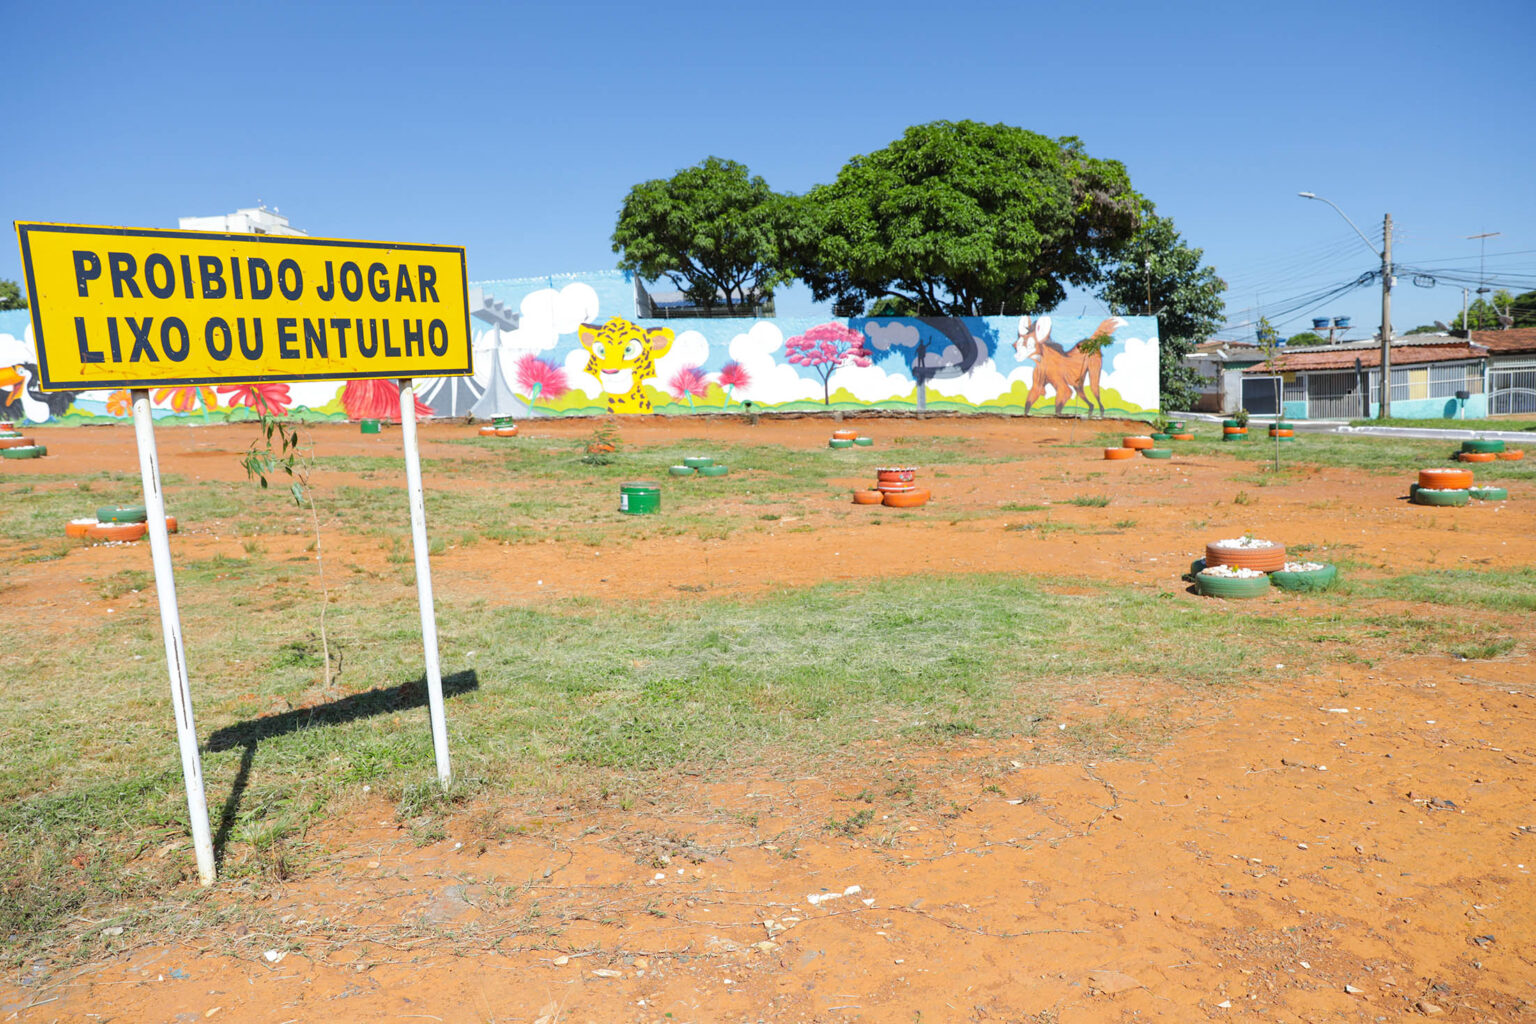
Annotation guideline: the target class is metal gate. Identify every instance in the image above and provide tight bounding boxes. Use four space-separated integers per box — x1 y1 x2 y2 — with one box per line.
1491 364 1536 415
1306 370 1365 418
1241 376 1280 416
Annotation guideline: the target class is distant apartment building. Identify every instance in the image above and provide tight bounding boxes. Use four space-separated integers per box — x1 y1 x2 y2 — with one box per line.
178 206 306 237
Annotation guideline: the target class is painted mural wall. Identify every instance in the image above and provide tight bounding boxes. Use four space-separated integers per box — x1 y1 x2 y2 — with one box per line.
0 270 1160 425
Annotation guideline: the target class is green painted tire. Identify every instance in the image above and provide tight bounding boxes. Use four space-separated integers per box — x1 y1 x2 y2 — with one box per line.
682 456 713 469
1222 433 1248 442
852 437 874 446
1411 489 1470 507
1271 564 1338 592
667 465 695 477
828 439 854 449
1272 421 1295 430
1469 486 1509 501
1165 421 1185 431
1195 572 1271 599
1141 448 1172 459
1461 439 1505 454
1150 433 1172 441
1222 419 1243 428
1 446 44 459
1189 558 1207 576
97 505 148 523
697 464 729 477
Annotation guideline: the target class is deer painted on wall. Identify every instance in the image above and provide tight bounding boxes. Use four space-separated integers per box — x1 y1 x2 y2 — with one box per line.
1014 316 1125 417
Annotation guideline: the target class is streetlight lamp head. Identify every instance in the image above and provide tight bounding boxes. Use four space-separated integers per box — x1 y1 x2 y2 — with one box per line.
1298 191 1317 199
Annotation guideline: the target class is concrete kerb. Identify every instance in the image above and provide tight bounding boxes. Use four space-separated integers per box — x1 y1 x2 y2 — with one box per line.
1172 412 1532 443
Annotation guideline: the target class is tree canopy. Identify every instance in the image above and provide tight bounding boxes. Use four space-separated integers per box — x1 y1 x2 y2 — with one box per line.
612 157 796 312
1097 214 1226 412
791 121 1144 316
1453 289 1536 331
0 279 27 311
1286 331 1328 346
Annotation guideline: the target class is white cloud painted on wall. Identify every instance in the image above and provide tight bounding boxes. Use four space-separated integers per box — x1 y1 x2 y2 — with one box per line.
652 329 711 389
727 322 822 405
1104 335 1159 408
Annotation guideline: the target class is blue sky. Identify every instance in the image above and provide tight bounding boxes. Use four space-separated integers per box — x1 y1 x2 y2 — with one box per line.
4 0 1533 340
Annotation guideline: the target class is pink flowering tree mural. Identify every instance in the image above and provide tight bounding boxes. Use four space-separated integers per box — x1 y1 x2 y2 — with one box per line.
716 361 750 407
667 365 710 410
515 354 571 409
784 323 872 405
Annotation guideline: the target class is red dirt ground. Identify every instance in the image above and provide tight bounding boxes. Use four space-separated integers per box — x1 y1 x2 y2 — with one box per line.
2 416 1533 1023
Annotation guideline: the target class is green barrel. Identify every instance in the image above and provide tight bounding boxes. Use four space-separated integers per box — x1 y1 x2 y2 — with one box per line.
360 419 382 434
682 455 713 469
619 481 661 515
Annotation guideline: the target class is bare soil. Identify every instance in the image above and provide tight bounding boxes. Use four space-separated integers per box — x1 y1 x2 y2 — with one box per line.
3 415 1533 1022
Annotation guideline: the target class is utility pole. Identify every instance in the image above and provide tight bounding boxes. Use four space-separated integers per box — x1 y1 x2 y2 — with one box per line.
1463 288 1470 335
1379 213 1392 418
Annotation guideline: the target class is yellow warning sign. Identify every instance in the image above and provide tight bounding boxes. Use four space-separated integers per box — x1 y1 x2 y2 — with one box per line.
15 222 471 391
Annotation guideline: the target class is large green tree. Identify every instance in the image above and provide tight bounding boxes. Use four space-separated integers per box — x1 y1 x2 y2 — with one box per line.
791 121 1144 316
1454 289 1536 331
1097 214 1226 412
612 156 796 312
0 279 27 311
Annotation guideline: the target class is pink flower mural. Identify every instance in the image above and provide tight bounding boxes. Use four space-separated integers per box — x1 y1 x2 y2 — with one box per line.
342 380 433 422
784 323 872 405
716 361 750 406
216 382 293 416
667 365 710 409
515 354 571 408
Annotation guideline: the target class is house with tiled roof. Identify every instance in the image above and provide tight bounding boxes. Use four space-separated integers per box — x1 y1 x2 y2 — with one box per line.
1241 339 1488 419
1470 329 1536 414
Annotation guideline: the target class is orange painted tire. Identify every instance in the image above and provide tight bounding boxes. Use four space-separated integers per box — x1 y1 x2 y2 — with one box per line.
1205 541 1286 572
876 481 916 493
164 516 178 534
85 521 148 542
876 467 917 483
832 429 858 441
66 518 97 538
883 488 931 508
1498 449 1525 460
1104 447 1136 460
1122 436 1154 449
1419 467 1473 490
1457 451 1496 463
851 489 884 505
1222 426 1247 435
478 425 498 436
0 436 35 449
1169 433 1195 441
495 426 519 436
1269 428 1294 438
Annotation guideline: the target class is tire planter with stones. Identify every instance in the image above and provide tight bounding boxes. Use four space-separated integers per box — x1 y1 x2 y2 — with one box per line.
851 489 884 505
0 436 36 449
1271 564 1338 592
1195 571 1271 599
1205 541 1286 572
2 445 45 459
1104 447 1136 460
1498 449 1525 460
828 438 854 449
1461 439 1505 454
697 464 729 477
477 425 498 436
883 488 931 509
1412 488 1470 507
97 505 148 524
85 521 148 542
831 429 858 441
1141 448 1172 459
1458 451 1496 463
66 518 96 538
1469 486 1509 501
495 426 518 437
853 437 874 446
1150 432 1172 441
668 465 695 477
682 456 713 469
1122 436 1154 450
876 467 917 483
1419 467 1473 490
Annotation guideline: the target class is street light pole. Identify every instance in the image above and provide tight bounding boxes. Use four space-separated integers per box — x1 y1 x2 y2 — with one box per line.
1298 193 1393 418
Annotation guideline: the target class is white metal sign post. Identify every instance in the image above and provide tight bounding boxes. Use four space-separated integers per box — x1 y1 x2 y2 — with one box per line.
399 378 452 785
130 389 217 885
